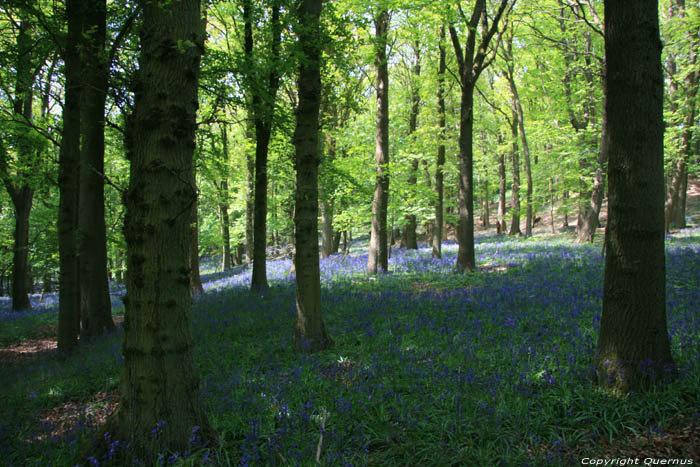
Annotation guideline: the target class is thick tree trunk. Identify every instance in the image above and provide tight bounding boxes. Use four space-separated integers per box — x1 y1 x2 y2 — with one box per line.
58 0 82 351
368 10 390 274
665 123 696 231
79 0 114 338
670 166 687 228
597 0 674 392
110 0 214 456
508 107 521 236
11 189 32 310
432 26 446 259
293 0 332 352
455 88 477 271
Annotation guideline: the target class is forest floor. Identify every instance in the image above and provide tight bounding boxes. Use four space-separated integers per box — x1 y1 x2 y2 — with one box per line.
1 218 699 465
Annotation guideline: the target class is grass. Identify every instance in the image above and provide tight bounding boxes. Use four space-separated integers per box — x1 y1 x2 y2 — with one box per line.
0 229 699 466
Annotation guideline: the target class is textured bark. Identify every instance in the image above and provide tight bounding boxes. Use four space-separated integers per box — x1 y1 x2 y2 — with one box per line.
109 0 214 456
293 0 332 352
79 0 114 339
449 0 512 271
404 41 420 250
244 0 282 293
596 0 674 392
11 190 32 310
368 10 390 274
508 106 521 236
58 0 82 351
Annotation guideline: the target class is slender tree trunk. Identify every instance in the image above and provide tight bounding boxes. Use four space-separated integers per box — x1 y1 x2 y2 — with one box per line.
245 126 254 265
245 0 281 293
321 198 333 258
508 77 533 236
665 108 697 231
671 166 687 228
404 41 421 250
190 170 204 296
11 190 33 310
596 0 674 392
432 28 445 259
368 9 390 274
497 137 507 234
549 178 556 233
79 0 114 338
58 0 82 350
293 0 332 352
220 125 232 271
109 0 214 455
508 106 521 236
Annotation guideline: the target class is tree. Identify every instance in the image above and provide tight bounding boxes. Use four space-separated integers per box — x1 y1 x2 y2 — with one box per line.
242 0 283 293
293 0 333 352
78 0 114 338
57 0 82 351
432 24 446 258
107 0 215 456
596 0 674 392
449 0 512 271
368 9 391 274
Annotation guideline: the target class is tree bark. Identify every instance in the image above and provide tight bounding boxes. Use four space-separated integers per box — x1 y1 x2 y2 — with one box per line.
190 168 204 296
79 0 114 339
109 0 214 456
368 9 390 274
58 0 82 351
292 0 332 353
219 124 232 271
432 26 446 259
244 0 282 293
508 106 521 236
404 41 420 250
449 0 512 271
596 0 674 392
506 74 533 236
245 126 254 265
497 135 507 234
321 198 333 258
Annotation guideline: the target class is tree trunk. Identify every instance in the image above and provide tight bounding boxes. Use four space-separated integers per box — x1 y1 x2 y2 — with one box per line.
11 189 33 310
596 0 674 392
321 198 333 258
507 77 533 236
190 171 204 297
432 27 446 259
671 166 687 228
220 124 232 271
109 0 214 456
508 106 521 236
58 0 82 351
245 126 254 265
79 0 114 339
292 0 332 353
404 41 421 250
245 0 282 293
497 137 507 234
332 229 341 254
368 9 390 275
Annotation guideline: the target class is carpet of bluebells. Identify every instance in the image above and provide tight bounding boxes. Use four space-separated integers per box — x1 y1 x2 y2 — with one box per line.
1 230 699 466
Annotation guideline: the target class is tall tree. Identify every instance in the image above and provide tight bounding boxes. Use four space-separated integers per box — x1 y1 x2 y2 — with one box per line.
108 0 215 456
293 0 333 352
596 0 674 392
0 18 38 311
219 123 233 271
243 0 283 292
79 0 114 338
449 0 512 271
403 40 421 250
432 25 446 259
57 0 82 351
368 9 390 274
